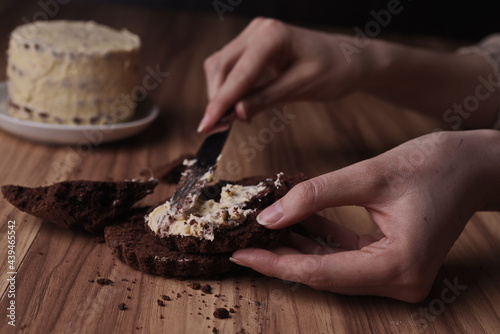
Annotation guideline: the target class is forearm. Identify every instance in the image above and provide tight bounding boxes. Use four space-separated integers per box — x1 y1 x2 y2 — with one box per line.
360 40 499 129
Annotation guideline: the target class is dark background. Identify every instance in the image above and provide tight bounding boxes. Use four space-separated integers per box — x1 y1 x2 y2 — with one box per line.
75 0 500 41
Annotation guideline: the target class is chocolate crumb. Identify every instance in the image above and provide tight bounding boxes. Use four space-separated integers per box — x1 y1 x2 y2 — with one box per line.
157 300 166 307
88 279 95 283
127 296 132 299
201 284 213 294
160 315 165 319
212 328 219 334
96 278 114 286
213 308 230 319
229 308 236 313
189 282 201 290
127 287 132 291
161 295 171 301
177 293 182 298
122 278 129 282
255 301 261 306
118 303 127 310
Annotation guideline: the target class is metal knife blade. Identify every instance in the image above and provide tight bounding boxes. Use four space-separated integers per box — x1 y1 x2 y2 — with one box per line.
170 109 234 212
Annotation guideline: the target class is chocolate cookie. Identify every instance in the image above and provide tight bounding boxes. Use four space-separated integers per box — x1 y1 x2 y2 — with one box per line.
105 208 242 277
150 173 307 253
1 179 158 233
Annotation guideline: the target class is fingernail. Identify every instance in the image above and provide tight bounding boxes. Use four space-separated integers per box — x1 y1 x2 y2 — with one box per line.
236 101 248 121
197 114 209 133
229 256 242 264
257 201 284 226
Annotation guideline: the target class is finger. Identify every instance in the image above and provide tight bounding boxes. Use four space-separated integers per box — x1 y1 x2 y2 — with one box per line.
257 162 381 229
204 18 268 101
230 246 411 299
297 214 360 250
200 41 284 133
268 245 304 255
238 62 319 117
281 231 346 255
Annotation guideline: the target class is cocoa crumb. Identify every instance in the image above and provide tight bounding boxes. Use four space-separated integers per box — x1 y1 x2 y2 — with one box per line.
212 328 219 334
160 315 165 319
161 295 171 301
201 284 213 294
88 279 95 283
118 303 127 310
189 282 201 290
229 308 236 313
157 300 166 307
96 278 114 286
213 308 230 319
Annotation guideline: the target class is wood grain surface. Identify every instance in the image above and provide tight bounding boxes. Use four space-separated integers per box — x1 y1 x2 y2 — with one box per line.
0 1 499 333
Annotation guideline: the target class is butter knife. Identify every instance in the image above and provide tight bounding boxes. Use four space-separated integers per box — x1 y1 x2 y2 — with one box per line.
170 109 235 212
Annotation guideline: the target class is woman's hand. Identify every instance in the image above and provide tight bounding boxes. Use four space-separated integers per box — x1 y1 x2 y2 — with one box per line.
229 130 500 302
199 18 370 133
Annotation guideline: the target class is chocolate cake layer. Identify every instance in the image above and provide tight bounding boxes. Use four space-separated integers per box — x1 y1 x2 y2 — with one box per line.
105 209 241 277
1 179 158 233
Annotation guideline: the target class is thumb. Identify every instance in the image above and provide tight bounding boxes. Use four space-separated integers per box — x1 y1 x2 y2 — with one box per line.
257 162 380 229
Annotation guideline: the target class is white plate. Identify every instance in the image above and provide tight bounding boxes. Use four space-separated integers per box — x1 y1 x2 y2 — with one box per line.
0 81 159 145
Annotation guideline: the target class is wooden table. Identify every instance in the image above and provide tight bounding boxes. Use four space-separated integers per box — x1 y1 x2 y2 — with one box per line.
0 2 499 333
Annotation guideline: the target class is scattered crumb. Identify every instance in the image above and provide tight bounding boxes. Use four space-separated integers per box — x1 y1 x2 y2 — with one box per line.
122 278 129 282
213 308 230 319
201 284 212 294
212 328 218 334
160 315 165 320
255 301 261 307
161 295 171 301
157 300 166 307
127 287 132 291
38 252 44 255
118 303 128 311
188 282 201 290
96 278 114 286
88 279 95 283
229 308 236 313
127 296 132 299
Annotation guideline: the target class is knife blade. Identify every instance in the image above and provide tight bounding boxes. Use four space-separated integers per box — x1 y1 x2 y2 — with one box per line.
170 109 235 213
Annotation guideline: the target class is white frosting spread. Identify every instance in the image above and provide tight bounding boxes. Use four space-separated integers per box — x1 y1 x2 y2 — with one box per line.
146 183 267 241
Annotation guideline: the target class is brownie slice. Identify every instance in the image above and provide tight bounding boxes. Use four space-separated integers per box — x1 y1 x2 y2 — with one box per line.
1 179 158 233
151 173 307 253
105 208 242 277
